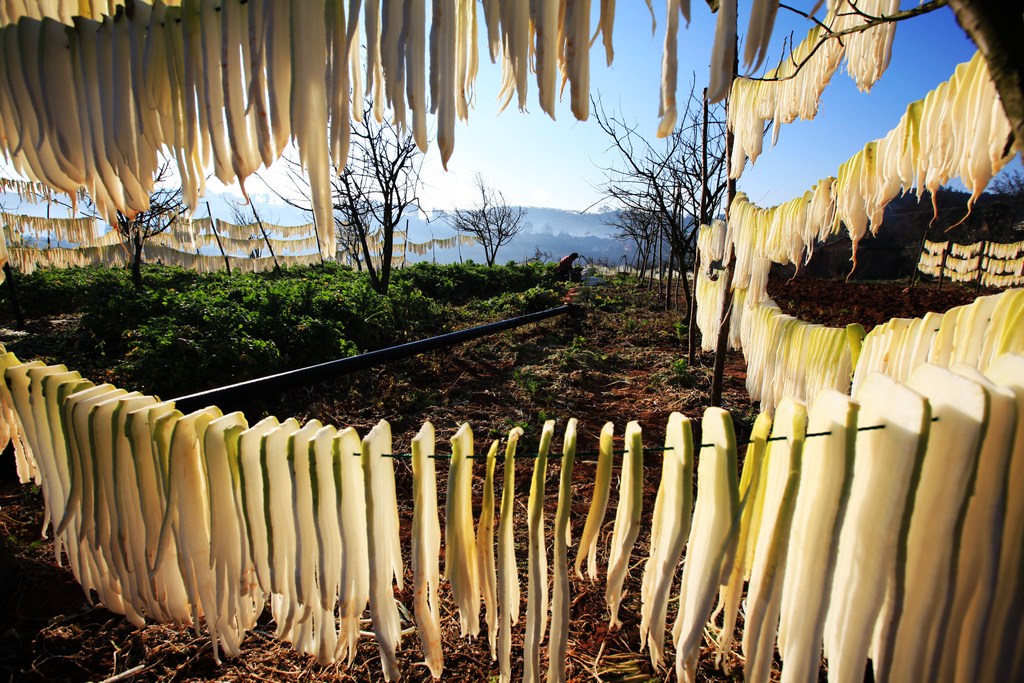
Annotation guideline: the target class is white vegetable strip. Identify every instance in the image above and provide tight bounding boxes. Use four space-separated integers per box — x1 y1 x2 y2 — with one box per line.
639 412 693 668
477 439 500 660
237 415 280 594
823 373 929 683
879 365 988 683
165 407 227 661
673 407 739 683
523 419 555 683
445 422 480 637
742 397 806 683
776 391 857 683
573 422 614 580
287 420 324 645
362 420 403 682
309 424 340 662
412 421 444 679
547 418 577 683
334 426 370 663
934 366 1016 683
979 354 1024 683
605 420 643 629
261 417 301 637
497 426 524 683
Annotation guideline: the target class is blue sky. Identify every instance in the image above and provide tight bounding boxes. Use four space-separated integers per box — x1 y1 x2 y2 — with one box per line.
395 1 988 214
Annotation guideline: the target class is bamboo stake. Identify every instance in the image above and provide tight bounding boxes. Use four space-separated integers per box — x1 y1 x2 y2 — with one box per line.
206 202 231 275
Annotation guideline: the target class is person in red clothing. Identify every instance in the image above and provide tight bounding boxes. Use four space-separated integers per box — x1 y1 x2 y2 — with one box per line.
554 252 579 281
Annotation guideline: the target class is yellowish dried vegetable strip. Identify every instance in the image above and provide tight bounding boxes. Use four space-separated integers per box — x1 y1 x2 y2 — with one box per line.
742 398 806 683
333 426 370 664
775 391 856 683
237 415 280 595
204 411 262 652
879 366 987 683
979 354 1024 683
110 394 163 621
286 420 323 647
639 412 693 668
934 365 1016 683
446 423 481 636
124 400 192 624
606 420 643 629
574 422 614 580
165 406 228 661
823 373 929 682
497 426 524 683
477 439 500 660
523 419 555 683
672 407 739 683
715 410 771 666
412 422 444 679
87 391 145 626
547 418 577 683
362 420 403 682
261 417 302 637
309 424 340 661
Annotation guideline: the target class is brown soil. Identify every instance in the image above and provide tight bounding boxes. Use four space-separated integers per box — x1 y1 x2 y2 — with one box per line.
0 276 986 682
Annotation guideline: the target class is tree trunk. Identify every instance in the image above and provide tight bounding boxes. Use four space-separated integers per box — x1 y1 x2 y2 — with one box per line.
131 237 144 290
710 41 740 408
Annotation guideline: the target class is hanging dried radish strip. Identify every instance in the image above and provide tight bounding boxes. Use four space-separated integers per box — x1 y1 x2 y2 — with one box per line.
823 373 929 682
775 391 856 683
639 412 693 668
497 426 524 683
477 439 500 660
523 419 555 683
412 421 444 679
547 418 577 683
362 420 403 682
446 423 481 637
673 407 739 682
574 422 614 581
605 420 643 629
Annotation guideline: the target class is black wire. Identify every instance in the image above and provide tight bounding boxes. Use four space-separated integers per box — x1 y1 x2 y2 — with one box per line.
359 417 939 460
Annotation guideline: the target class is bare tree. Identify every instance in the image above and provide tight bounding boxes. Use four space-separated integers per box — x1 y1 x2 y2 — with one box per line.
113 160 185 289
593 78 728 315
992 168 1024 197
446 174 529 266
277 99 422 293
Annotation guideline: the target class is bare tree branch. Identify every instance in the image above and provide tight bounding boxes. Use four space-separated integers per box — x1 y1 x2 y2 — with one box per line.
445 174 529 266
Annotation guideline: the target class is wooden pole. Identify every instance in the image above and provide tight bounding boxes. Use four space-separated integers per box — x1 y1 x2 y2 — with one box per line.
937 242 948 291
206 202 231 275
975 240 987 293
710 41 739 408
250 203 281 274
310 211 326 265
688 88 710 364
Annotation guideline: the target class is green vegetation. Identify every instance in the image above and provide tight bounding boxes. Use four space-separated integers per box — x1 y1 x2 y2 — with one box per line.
0 262 561 398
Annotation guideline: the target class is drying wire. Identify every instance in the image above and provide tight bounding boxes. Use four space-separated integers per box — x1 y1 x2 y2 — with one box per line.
356 417 938 460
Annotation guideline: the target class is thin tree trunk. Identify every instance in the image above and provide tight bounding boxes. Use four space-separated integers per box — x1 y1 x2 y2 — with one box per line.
688 88 710 364
4 263 23 330
132 237 144 290
710 42 739 408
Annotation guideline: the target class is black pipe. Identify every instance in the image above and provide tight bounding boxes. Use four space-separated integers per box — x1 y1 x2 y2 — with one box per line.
172 304 575 413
